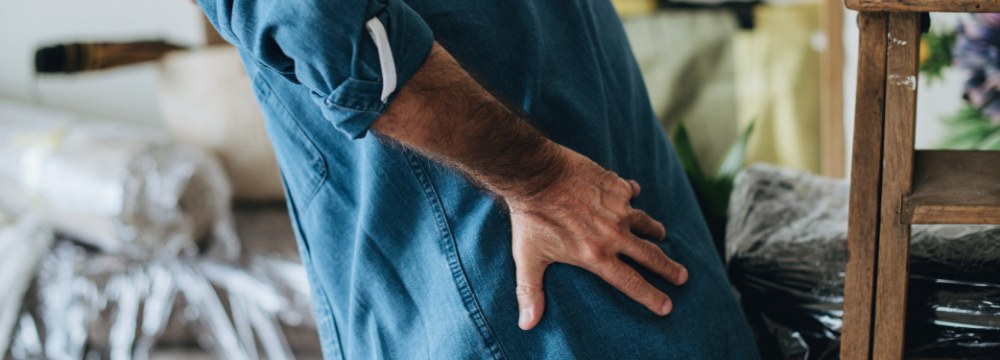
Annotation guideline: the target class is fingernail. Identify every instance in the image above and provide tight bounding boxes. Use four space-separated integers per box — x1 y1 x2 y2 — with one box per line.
660 298 673 316
518 309 533 329
678 267 689 284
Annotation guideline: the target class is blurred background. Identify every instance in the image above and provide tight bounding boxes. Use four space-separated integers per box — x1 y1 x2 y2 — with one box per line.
1 0 998 359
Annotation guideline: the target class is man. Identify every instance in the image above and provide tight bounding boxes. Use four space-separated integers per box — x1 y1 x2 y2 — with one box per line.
197 0 758 358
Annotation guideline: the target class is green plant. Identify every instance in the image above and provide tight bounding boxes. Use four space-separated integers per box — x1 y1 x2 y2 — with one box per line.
941 104 1000 150
672 121 754 258
919 29 956 84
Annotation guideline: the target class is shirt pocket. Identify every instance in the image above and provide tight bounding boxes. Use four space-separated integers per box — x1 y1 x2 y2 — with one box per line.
252 73 329 210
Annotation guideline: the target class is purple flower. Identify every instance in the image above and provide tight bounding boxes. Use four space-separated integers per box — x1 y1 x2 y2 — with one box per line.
954 13 1000 123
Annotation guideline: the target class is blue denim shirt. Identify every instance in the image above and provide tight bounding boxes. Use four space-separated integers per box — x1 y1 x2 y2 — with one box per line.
198 0 758 358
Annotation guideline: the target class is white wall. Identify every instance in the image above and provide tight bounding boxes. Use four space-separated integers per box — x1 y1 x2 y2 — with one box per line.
842 12 968 172
0 0 206 124
2 3 969 164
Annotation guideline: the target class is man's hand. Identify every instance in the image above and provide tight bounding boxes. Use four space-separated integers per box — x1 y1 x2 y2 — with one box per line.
373 42 688 331
507 145 688 330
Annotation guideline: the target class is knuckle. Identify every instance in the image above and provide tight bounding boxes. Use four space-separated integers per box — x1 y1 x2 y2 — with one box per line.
644 244 665 261
617 183 631 197
595 218 619 235
645 248 665 267
618 213 635 229
515 284 542 296
650 249 676 273
602 172 630 194
636 242 676 274
578 243 608 264
614 205 632 218
619 272 644 294
658 259 680 278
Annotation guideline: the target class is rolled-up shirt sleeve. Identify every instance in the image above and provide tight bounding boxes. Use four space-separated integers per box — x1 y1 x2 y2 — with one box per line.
197 0 434 139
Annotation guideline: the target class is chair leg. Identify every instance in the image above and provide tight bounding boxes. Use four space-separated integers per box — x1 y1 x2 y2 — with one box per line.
841 12 889 360
872 12 921 360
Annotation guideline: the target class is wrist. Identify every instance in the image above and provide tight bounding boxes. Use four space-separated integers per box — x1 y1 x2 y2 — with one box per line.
493 141 577 212
489 140 571 203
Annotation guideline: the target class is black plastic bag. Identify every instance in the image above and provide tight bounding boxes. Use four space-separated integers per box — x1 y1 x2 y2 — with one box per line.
726 165 1000 359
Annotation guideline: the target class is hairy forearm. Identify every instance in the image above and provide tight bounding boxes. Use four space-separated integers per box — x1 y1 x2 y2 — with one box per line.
373 44 683 330
372 43 566 200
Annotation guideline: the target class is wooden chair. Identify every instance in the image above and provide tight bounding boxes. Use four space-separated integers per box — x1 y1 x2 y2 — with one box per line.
840 1 1000 359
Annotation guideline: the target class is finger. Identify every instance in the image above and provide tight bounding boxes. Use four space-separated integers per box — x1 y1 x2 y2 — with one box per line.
514 251 549 331
621 238 688 286
629 208 667 241
591 259 673 316
625 179 641 198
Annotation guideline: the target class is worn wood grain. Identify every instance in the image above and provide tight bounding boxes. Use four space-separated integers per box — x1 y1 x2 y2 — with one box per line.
872 12 921 360
845 0 1000 12
904 150 1000 224
841 12 889 360
822 0 846 178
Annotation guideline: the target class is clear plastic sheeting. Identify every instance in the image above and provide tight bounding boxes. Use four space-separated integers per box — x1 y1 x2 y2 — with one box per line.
0 100 318 358
8 239 319 360
726 164 1000 359
0 100 238 259
0 207 55 357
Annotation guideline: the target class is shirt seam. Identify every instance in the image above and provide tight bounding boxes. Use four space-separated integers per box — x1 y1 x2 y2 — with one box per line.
404 152 509 360
280 174 347 360
254 74 329 211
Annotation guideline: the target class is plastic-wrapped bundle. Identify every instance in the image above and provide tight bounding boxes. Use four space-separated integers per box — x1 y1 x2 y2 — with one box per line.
6 204 319 360
726 164 1000 359
8 240 319 360
0 206 55 357
0 100 237 259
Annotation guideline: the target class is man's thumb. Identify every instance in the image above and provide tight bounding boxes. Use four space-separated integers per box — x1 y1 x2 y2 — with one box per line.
515 256 548 331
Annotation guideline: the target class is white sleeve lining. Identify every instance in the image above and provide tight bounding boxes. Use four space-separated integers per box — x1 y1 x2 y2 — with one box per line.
365 18 397 103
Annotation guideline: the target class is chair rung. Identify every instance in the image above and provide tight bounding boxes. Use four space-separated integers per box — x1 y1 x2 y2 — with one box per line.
903 150 1000 224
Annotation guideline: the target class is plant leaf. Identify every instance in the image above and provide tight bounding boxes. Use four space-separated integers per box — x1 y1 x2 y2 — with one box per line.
940 104 1000 149
692 120 755 217
714 120 756 183
976 126 1000 149
672 123 707 188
